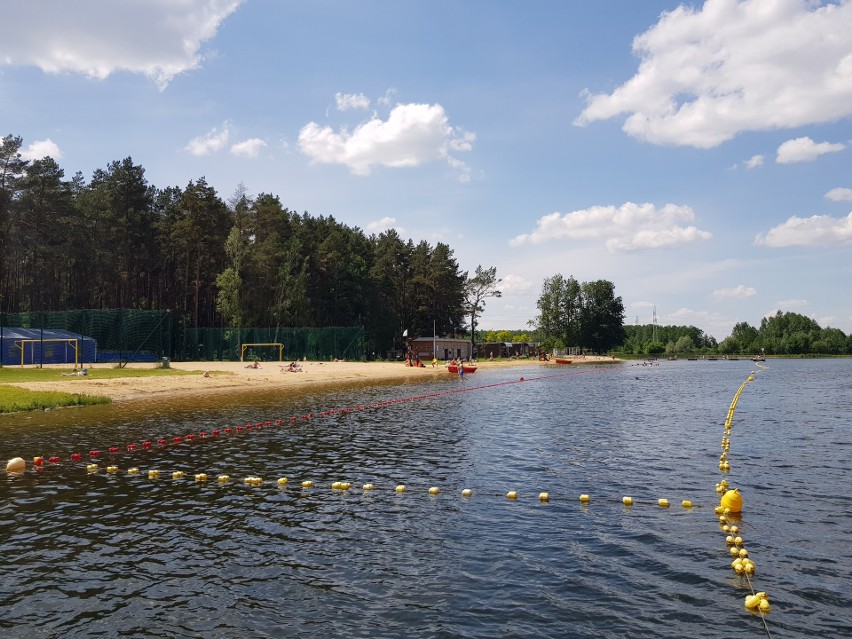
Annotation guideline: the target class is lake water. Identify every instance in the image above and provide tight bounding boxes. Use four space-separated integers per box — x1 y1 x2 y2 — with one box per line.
1 359 850 638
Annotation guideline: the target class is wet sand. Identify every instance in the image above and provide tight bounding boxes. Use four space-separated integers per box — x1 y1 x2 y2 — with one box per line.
10 356 619 403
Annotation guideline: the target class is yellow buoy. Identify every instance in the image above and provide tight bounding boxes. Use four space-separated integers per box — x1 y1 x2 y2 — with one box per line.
340 482 351 490
87 464 99 473
714 505 724 515
720 488 743 513
172 471 185 479
195 473 207 482
738 548 749 559
301 480 313 488
539 492 549 502
362 483 375 491
579 494 590 503
331 481 342 489
148 469 159 479
6 457 26 473
622 496 633 506
729 546 740 557
734 536 743 545
681 500 693 508
729 525 739 534
745 594 760 610
127 467 139 474
507 491 518 500
107 466 118 473
277 477 288 486
658 498 670 508
758 598 770 613
395 484 406 493
218 474 230 482
428 486 440 495
726 535 735 545
461 488 472 497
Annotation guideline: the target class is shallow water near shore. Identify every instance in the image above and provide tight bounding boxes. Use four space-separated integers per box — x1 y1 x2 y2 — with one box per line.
2 359 850 638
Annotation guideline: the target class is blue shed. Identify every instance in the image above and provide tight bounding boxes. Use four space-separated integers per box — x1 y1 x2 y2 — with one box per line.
0 328 98 366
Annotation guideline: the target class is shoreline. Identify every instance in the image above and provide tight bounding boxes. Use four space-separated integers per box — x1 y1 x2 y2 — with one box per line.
8 357 621 403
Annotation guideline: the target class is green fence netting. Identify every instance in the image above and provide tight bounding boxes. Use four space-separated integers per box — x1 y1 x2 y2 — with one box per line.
176 326 366 362
0 310 365 364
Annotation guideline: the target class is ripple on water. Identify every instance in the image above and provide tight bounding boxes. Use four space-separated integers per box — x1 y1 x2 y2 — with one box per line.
1 360 851 638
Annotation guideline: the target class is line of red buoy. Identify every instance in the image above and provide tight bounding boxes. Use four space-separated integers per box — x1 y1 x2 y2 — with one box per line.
20 366 616 471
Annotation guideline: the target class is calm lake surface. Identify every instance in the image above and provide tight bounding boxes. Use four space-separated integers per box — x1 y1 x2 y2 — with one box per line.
1 359 850 638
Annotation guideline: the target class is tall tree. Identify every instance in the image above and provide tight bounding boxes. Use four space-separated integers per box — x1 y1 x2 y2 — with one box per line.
579 279 625 353
464 265 502 355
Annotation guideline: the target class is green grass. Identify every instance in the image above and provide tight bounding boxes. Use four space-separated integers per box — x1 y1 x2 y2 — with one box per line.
0 386 110 412
0 366 195 383
0 366 197 413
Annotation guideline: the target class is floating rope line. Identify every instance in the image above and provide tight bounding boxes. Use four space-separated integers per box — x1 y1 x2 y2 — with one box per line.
714 367 773 638
17 366 618 471
70 462 712 510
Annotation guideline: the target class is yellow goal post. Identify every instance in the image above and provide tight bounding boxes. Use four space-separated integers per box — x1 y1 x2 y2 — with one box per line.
240 342 285 362
14 338 79 367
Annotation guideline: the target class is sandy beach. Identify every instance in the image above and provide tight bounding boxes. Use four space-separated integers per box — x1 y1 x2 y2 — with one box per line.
10 356 620 403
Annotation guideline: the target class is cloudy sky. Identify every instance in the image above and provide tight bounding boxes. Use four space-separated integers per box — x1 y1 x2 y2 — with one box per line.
3 0 851 339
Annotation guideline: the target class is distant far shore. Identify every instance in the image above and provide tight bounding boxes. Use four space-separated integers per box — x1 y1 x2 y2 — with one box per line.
9 356 622 404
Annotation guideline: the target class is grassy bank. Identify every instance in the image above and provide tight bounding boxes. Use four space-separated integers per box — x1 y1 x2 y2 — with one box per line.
0 386 110 412
0 366 195 413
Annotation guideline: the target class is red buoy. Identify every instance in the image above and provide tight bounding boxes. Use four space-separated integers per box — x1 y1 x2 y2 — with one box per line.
33 456 44 466
71 453 82 461
142 441 152 448
127 444 137 451
108 447 119 454
212 430 221 436
49 456 61 464
157 439 167 445
89 450 100 457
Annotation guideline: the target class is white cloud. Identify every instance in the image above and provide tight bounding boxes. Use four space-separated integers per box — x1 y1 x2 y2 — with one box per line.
499 274 534 295
825 187 852 202
712 284 757 300
335 92 370 111
230 138 267 158
575 0 852 148
366 216 405 235
745 155 764 169
298 102 475 177
776 136 846 163
766 299 808 317
20 138 62 161
510 202 712 252
0 0 244 89
755 212 852 247
185 122 230 156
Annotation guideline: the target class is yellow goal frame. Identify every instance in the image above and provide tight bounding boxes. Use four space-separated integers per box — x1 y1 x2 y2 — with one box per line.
240 342 284 362
14 338 79 367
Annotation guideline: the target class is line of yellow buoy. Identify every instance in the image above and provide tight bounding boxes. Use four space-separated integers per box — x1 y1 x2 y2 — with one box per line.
79 463 705 507
714 367 774 633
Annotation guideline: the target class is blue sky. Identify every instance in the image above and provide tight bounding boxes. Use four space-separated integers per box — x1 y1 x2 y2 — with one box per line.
3 0 851 340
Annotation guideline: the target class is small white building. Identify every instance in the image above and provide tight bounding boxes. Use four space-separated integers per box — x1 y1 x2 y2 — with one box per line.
409 337 472 361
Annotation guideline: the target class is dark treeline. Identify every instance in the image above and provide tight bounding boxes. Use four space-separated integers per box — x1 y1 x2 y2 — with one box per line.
0 135 467 355
623 311 852 356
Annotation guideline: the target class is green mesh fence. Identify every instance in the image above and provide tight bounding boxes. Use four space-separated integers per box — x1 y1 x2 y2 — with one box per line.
0 310 365 364
176 326 366 362
1 310 172 365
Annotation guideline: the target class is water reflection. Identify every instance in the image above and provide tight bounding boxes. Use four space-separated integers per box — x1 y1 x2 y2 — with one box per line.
1 361 851 638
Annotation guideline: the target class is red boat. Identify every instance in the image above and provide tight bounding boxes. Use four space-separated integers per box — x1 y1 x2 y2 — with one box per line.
448 365 477 374
554 358 572 365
